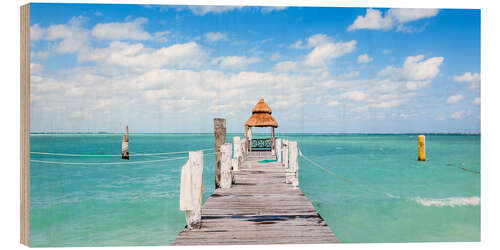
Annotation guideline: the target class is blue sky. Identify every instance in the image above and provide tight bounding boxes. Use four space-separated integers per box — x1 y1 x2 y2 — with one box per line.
29 4 480 133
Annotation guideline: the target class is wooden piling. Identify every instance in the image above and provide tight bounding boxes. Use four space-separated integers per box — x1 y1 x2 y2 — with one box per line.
180 151 204 229
283 139 289 168
214 118 226 189
233 137 242 171
276 138 282 162
220 143 233 189
286 141 299 188
418 135 426 161
121 125 129 160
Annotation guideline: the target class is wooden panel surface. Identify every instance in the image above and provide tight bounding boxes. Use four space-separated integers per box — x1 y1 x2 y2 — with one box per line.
20 3 31 246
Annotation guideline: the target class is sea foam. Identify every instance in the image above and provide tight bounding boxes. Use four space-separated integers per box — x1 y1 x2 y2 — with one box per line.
412 196 480 207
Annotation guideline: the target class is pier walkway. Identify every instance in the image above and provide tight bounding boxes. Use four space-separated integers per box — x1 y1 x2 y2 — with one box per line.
172 151 339 245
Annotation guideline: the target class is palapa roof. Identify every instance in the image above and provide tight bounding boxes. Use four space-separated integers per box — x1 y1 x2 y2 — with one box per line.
245 99 278 128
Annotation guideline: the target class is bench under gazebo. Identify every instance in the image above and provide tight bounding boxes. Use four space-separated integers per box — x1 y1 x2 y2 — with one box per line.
244 99 278 152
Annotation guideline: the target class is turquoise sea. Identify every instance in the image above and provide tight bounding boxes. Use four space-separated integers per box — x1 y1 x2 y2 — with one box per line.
30 134 480 246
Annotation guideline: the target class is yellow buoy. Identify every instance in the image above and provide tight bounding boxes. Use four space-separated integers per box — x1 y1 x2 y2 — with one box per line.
418 135 426 161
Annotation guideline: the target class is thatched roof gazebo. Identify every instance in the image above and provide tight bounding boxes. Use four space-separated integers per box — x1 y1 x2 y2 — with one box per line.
244 99 278 152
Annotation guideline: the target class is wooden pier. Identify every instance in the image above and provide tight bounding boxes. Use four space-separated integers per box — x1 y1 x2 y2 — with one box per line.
172 151 339 245
173 100 338 245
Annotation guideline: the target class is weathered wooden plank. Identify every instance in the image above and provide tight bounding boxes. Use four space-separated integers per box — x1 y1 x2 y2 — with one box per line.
172 153 339 245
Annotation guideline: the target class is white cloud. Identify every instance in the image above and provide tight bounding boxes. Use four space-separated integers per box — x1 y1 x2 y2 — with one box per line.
358 54 373 63
340 91 367 101
382 49 391 54
378 55 444 83
304 40 357 67
188 6 243 16
44 16 90 54
338 71 360 79
291 33 330 49
211 56 261 70
78 41 208 69
473 97 480 105
453 72 480 91
348 8 439 32
348 9 393 31
371 99 404 108
30 24 45 40
327 100 340 106
261 6 288 14
273 61 298 72
388 8 439 23
30 63 44 74
453 72 480 83
446 94 464 104
153 30 173 43
92 17 151 40
451 110 472 120
33 51 50 60
205 32 228 42
406 80 430 90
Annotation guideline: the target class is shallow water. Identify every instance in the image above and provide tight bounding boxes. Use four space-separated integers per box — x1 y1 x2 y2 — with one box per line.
30 134 480 246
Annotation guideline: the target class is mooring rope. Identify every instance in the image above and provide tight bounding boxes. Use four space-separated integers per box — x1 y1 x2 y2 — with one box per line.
30 151 217 165
30 147 214 157
298 147 352 182
30 155 190 165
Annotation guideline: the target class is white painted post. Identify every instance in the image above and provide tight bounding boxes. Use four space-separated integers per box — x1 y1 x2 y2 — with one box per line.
179 151 204 229
220 143 233 189
286 141 299 188
276 138 282 162
233 137 242 171
283 139 289 168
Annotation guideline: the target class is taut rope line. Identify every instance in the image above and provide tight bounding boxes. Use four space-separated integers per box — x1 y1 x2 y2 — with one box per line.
30 147 214 157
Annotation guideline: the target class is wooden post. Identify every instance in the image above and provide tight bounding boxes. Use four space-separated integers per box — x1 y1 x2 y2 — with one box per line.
283 139 289 168
271 127 275 156
244 125 249 155
220 143 233 189
248 127 253 152
418 135 426 161
286 141 299 188
233 137 242 171
214 118 226 189
243 137 248 160
121 125 129 160
179 151 204 229
276 138 282 162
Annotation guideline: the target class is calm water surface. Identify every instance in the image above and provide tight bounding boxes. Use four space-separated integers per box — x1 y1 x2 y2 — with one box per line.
30 133 480 246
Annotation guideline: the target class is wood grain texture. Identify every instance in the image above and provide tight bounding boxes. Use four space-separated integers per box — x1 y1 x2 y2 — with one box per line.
20 3 31 246
214 118 226 189
172 153 339 245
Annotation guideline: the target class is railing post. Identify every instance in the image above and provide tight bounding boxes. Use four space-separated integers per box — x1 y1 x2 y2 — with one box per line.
179 151 204 229
220 143 233 189
214 118 226 189
286 141 299 188
233 137 242 171
276 138 282 162
283 140 288 168
243 138 248 160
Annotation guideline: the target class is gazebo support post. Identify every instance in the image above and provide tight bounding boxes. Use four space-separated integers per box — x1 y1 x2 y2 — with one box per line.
271 127 275 156
248 127 253 152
